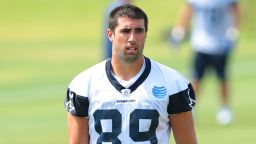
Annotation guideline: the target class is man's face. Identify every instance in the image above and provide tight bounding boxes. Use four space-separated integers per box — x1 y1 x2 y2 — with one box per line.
108 17 147 63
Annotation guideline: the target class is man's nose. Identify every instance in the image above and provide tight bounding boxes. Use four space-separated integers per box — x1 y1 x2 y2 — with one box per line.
128 32 136 43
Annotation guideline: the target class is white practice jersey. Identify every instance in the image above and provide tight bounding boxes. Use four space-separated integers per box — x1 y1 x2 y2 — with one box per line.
65 57 196 144
188 0 238 54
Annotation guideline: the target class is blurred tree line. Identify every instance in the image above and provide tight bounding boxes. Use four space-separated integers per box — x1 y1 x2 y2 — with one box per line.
241 0 256 37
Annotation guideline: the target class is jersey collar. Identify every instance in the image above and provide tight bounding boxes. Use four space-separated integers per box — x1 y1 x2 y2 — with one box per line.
105 57 151 94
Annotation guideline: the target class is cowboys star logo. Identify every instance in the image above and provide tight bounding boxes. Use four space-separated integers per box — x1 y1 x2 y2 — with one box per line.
187 88 196 108
65 91 75 113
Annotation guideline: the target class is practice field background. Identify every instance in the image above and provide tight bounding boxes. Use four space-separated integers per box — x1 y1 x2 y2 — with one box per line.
1 0 255 143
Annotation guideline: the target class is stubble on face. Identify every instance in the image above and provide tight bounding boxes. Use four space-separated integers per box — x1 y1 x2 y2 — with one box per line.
121 42 144 63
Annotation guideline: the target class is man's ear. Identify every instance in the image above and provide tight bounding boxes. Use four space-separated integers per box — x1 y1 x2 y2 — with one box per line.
107 28 114 42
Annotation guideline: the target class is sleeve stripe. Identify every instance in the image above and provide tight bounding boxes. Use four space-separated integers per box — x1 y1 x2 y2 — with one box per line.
167 83 196 114
64 88 89 117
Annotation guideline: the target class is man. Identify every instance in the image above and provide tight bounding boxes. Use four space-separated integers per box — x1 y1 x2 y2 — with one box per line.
170 0 240 125
65 4 197 143
102 0 132 59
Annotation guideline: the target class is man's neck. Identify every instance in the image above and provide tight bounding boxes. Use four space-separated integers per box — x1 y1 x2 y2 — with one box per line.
111 56 144 81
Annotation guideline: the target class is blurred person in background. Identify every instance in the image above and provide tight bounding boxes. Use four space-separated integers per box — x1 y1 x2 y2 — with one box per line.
102 0 133 59
169 0 240 125
65 4 197 143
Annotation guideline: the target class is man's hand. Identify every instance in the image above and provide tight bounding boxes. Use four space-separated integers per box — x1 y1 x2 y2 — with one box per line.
169 26 185 49
223 27 239 51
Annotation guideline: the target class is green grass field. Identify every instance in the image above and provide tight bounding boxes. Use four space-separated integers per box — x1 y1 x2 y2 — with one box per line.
1 0 256 143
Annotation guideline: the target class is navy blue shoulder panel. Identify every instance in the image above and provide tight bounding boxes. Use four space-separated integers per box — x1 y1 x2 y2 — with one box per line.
64 88 89 117
167 83 196 114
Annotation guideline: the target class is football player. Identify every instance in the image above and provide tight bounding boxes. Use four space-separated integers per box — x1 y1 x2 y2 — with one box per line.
65 4 197 144
170 0 240 125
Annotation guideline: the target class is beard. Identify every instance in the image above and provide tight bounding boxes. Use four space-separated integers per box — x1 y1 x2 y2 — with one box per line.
122 47 143 63
113 42 144 64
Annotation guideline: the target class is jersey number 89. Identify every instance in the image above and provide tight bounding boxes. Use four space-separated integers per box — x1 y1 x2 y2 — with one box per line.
93 109 159 144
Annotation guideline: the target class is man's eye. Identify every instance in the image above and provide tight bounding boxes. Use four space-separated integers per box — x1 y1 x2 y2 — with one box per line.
122 29 130 33
136 29 144 33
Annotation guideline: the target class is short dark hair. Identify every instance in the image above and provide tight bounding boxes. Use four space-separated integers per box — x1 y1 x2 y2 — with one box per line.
108 4 148 32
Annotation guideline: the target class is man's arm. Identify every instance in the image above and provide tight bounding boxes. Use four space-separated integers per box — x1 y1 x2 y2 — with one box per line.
169 111 197 144
169 3 193 47
230 2 240 29
67 113 89 144
175 3 193 30
224 3 241 48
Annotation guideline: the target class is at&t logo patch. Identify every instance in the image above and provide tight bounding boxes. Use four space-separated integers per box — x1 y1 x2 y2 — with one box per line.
152 86 167 98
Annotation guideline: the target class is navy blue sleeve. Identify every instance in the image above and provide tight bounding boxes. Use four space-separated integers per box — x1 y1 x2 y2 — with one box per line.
167 83 196 114
64 88 89 117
